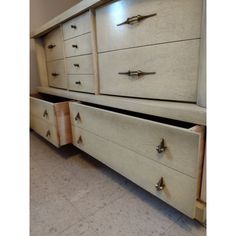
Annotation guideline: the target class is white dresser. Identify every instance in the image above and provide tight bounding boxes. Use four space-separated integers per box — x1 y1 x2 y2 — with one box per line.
31 0 206 222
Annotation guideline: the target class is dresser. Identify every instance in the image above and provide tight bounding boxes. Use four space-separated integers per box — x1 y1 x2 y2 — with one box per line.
31 0 206 222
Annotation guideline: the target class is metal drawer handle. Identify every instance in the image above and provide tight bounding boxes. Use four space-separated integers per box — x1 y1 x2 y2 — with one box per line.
155 177 165 191
75 112 81 121
156 139 167 154
71 25 77 29
119 70 156 77
72 44 78 48
51 73 59 77
77 136 83 144
48 44 56 49
73 63 80 67
43 109 48 118
46 130 51 138
75 81 81 85
117 13 157 26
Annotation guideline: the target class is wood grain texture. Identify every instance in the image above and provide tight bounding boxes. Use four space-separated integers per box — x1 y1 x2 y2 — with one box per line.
99 40 200 102
96 0 202 52
200 151 206 202
68 75 94 93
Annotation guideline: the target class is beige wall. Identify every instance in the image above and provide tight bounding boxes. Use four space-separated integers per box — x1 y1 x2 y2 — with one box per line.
30 0 82 93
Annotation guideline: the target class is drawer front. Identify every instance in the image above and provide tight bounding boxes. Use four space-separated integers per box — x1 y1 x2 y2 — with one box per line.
72 126 197 217
30 115 59 147
64 34 92 57
96 0 202 52
70 103 202 177
30 97 56 124
99 40 199 102
44 27 64 61
66 55 93 74
68 75 94 93
63 11 90 40
47 60 67 89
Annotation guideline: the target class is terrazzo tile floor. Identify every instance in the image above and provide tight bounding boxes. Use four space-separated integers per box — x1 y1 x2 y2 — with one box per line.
30 131 206 236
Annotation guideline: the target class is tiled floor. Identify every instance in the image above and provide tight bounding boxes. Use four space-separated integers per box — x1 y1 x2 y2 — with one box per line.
30 131 206 236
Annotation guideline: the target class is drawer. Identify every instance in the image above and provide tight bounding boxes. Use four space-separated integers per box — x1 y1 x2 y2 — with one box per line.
96 0 202 52
68 75 94 93
63 11 90 40
64 34 92 57
69 103 204 178
66 55 93 74
99 40 200 102
72 126 198 218
30 115 59 147
47 60 67 89
44 27 64 61
30 93 72 147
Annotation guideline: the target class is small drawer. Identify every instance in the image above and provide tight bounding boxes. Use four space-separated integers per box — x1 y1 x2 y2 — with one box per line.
47 60 67 89
63 11 90 40
96 0 202 52
64 34 92 57
68 75 94 93
69 102 204 178
72 126 198 218
66 55 93 74
44 27 64 61
99 40 200 102
30 93 72 147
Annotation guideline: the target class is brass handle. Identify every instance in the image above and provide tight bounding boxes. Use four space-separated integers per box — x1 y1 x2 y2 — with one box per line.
72 44 78 48
156 139 167 154
119 70 156 77
155 177 165 191
51 73 59 77
46 130 51 138
71 25 77 29
75 81 81 85
75 112 81 121
48 44 56 49
73 64 80 67
43 109 48 118
117 13 157 26
77 136 83 144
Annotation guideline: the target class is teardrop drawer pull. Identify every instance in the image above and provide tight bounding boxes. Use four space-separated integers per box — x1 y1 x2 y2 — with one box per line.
48 44 56 49
119 70 156 77
71 25 77 29
155 177 165 191
43 109 48 118
46 130 51 138
77 136 83 144
117 13 157 26
156 139 167 154
75 81 81 85
73 64 80 67
51 73 59 77
75 112 81 121
72 44 78 48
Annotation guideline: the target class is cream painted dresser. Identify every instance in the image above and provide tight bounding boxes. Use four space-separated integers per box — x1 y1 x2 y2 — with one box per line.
31 0 206 222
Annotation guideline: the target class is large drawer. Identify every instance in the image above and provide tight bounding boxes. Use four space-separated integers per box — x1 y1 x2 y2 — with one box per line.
64 34 92 57
66 55 93 74
69 103 204 178
68 75 94 93
63 11 90 40
96 0 202 52
99 40 200 102
47 60 67 89
44 27 64 61
72 126 198 218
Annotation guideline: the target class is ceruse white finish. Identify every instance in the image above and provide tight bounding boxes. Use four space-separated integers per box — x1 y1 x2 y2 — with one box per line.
70 103 204 177
66 55 94 74
64 33 92 57
63 11 91 40
96 0 202 52
44 27 64 61
99 40 200 101
47 60 67 89
68 75 94 93
72 126 198 218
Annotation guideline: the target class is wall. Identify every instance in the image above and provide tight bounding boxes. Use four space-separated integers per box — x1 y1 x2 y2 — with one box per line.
30 0 82 93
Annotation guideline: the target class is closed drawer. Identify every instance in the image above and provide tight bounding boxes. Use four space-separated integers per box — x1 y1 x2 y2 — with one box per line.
64 34 92 57
70 103 204 178
99 40 200 102
68 75 94 93
96 0 202 52
30 115 59 147
66 55 93 74
47 60 67 89
63 11 90 40
44 27 64 61
72 126 198 218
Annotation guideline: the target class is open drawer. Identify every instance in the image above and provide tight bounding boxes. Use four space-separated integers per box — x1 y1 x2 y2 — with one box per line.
30 93 72 147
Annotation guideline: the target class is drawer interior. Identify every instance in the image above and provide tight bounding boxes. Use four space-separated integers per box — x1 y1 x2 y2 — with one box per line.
31 93 71 103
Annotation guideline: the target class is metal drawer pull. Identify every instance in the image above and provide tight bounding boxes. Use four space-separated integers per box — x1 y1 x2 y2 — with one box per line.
75 112 81 121
75 81 81 85
119 70 156 77
70 25 77 29
48 44 56 49
43 109 48 118
72 44 78 48
46 130 51 138
51 73 59 77
155 177 165 191
117 13 157 26
73 63 80 67
156 139 167 154
77 136 83 144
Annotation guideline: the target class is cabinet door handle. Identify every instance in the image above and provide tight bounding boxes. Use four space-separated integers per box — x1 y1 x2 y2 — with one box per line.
156 139 167 154
155 177 165 191
73 63 80 67
77 136 83 144
43 109 48 118
72 44 78 48
117 13 157 26
48 44 56 49
75 112 81 121
119 70 156 77
51 73 59 77
46 130 51 138
75 81 81 85
70 25 77 29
